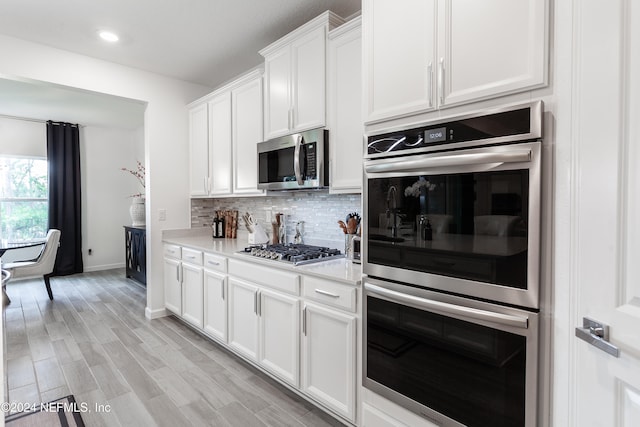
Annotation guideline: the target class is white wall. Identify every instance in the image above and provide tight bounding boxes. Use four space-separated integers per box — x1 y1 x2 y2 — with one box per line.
0 33 211 317
0 116 46 157
81 125 144 271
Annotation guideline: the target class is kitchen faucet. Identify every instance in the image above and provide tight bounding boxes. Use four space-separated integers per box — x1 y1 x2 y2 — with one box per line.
386 185 398 238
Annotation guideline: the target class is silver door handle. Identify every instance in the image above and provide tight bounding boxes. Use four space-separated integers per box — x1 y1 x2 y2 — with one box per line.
221 281 225 300
438 57 445 105
294 134 304 185
207 260 220 266
575 317 620 357
315 289 340 298
365 282 528 329
302 306 307 336
427 62 433 107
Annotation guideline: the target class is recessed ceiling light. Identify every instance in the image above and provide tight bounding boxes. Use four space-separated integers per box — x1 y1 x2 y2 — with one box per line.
98 31 119 43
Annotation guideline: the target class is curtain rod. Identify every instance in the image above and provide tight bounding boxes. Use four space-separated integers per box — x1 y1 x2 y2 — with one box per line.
0 113 84 127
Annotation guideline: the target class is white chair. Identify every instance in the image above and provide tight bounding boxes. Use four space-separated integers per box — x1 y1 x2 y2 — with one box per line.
3 229 61 301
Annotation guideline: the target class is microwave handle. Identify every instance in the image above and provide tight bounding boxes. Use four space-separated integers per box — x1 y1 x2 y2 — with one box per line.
294 134 304 185
365 282 529 329
365 149 531 175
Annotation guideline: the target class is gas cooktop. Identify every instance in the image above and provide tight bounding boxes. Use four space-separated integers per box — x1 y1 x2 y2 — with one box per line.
238 243 343 265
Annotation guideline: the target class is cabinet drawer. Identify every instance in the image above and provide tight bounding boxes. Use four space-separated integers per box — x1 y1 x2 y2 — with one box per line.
204 253 227 273
163 244 181 260
228 259 299 295
182 248 203 265
302 276 356 313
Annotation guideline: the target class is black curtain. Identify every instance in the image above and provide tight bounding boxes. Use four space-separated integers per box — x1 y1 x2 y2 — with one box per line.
47 121 83 276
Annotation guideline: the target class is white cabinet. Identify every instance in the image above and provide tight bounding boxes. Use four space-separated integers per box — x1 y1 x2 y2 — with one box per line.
163 244 182 315
261 11 345 139
188 70 264 198
203 251 228 343
259 288 299 387
301 302 357 422
228 277 260 361
363 0 548 123
204 269 227 343
232 76 263 195
188 103 209 196
208 92 232 196
328 17 363 194
181 248 204 329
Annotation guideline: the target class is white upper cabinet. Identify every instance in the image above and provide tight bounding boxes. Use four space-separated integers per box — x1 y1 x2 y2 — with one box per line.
208 92 232 196
232 76 264 195
261 11 345 139
188 70 265 198
328 17 363 194
188 103 210 196
363 0 548 123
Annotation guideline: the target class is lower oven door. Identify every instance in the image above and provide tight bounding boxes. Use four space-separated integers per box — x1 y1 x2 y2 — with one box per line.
364 278 539 427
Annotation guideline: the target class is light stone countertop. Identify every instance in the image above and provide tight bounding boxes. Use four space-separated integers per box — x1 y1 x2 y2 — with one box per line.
162 228 362 286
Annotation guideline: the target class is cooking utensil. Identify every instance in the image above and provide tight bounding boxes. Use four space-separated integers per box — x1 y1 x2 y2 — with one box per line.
242 212 256 233
338 220 348 234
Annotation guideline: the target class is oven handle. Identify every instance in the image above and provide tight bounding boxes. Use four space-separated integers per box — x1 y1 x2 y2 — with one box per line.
365 282 529 329
365 149 531 175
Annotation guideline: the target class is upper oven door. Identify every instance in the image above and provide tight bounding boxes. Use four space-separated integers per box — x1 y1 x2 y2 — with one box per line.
363 141 541 309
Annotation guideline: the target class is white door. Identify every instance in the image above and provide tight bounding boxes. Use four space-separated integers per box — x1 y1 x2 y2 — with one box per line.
188 103 209 196
258 288 299 387
204 269 227 343
363 0 436 123
264 48 291 138
437 0 547 107
232 76 264 195
163 258 181 315
209 92 233 196
301 303 356 422
559 1 640 425
227 278 259 361
181 263 203 329
291 25 326 133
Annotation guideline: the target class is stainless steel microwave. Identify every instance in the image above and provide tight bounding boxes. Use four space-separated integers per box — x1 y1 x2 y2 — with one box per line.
257 128 329 191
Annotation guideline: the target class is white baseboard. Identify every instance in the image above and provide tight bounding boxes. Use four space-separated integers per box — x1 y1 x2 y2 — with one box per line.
145 306 168 320
84 262 125 272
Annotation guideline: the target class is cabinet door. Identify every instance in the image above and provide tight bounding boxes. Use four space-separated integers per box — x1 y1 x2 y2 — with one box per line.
264 48 292 139
302 303 357 422
232 77 265 195
363 0 436 123
181 263 204 328
228 278 259 361
438 0 547 107
328 20 363 194
163 258 182 315
258 289 299 387
291 25 326 133
188 103 210 196
209 92 233 196
204 269 227 342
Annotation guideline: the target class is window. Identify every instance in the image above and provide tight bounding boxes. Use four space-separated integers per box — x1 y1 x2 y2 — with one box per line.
0 156 48 242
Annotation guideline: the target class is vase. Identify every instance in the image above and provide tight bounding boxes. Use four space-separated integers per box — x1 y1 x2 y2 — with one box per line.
130 197 146 227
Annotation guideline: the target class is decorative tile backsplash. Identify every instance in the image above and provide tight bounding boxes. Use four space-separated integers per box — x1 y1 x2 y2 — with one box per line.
191 192 362 249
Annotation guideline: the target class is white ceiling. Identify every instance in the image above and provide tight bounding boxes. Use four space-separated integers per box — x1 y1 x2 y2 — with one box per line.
0 0 361 128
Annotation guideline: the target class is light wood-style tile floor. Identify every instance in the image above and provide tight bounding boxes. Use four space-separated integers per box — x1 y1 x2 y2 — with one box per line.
4 269 345 427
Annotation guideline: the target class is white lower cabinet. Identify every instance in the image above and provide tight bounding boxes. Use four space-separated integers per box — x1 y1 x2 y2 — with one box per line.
302 302 357 422
163 258 182 315
228 277 260 361
203 269 227 343
259 289 299 387
181 262 204 328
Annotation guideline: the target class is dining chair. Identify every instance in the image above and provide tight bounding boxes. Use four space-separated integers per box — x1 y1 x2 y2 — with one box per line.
3 229 61 300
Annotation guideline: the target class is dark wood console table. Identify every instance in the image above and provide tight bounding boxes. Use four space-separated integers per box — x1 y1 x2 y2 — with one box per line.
124 226 146 286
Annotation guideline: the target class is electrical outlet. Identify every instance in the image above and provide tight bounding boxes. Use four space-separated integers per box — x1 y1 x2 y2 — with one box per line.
159 209 167 221
265 209 272 223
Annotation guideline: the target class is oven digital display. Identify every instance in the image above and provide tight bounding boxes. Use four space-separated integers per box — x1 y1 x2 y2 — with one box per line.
425 127 447 143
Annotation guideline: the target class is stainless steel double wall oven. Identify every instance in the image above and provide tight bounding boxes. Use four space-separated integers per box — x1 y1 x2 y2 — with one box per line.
363 101 543 427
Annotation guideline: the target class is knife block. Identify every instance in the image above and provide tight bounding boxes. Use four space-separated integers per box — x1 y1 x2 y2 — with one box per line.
248 224 269 244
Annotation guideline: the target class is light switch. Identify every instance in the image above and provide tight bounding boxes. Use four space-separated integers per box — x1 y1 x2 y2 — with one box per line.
159 209 167 221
